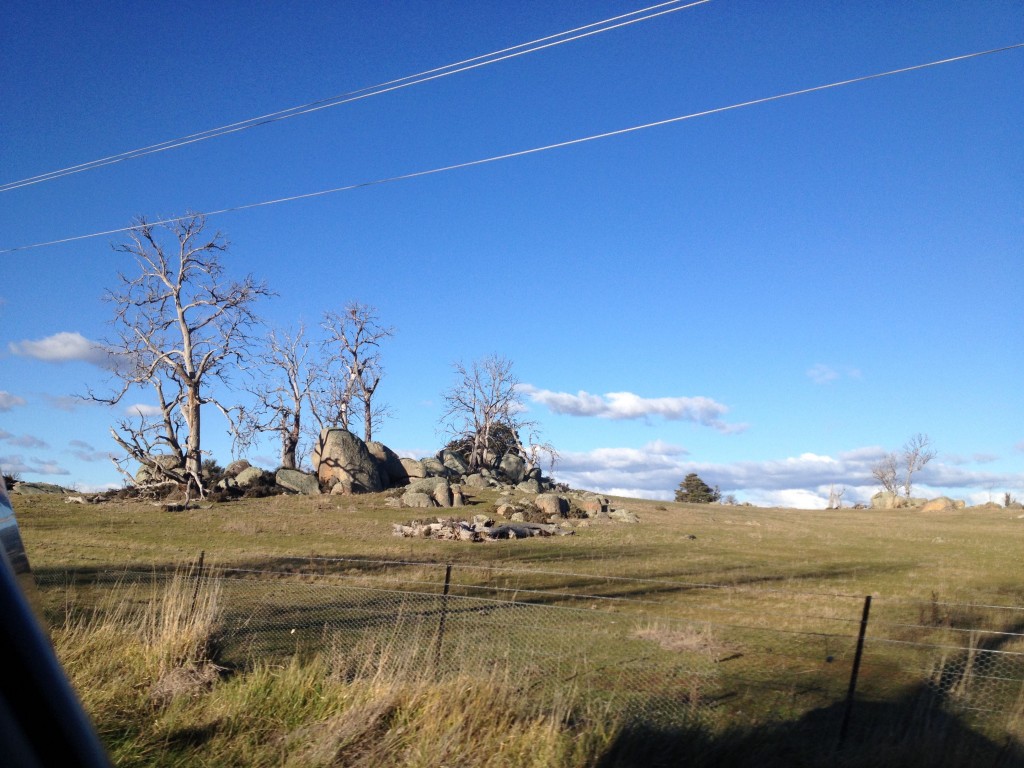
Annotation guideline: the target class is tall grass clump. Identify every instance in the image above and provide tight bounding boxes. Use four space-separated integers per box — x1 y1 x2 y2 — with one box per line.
51 564 223 760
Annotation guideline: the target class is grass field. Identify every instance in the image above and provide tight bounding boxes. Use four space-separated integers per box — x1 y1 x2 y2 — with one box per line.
15 489 1024 766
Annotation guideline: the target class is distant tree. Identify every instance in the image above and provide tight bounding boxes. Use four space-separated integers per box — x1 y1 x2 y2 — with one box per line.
871 433 936 498
675 473 721 504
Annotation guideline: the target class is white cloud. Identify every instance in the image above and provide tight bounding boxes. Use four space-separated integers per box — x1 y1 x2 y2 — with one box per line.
0 430 49 450
126 403 164 417
8 331 109 366
67 439 112 463
807 364 862 385
42 394 90 411
520 385 746 433
0 391 27 411
0 454 70 476
807 364 839 384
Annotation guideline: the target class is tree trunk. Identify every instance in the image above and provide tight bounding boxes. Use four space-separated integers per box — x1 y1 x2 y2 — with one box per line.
281 414 299 469
363 400 373 442
184 386 202 490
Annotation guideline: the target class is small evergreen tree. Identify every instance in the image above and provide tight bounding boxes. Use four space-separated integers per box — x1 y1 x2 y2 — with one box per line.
674 473 721 504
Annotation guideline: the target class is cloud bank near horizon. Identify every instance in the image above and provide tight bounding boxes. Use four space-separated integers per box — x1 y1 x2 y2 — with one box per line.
551 443 1024 509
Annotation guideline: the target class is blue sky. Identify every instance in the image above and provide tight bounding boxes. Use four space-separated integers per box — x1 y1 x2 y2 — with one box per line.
1 0 1021 507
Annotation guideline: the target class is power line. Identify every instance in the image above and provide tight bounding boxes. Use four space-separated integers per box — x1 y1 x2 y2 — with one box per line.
2 42 1020 255
0 0 710 193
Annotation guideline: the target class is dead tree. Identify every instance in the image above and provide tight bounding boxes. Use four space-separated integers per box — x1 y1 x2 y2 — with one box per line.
440 355 555 472
871 433 936 499
234 325 316 469
92 214 271 494
870 452 900 496
901 433 936 498
311 302 393 441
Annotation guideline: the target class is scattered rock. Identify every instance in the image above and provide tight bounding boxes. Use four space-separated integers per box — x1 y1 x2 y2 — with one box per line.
401 491 435 509
535 493 568 518
609 509 640 524
420 457 449 478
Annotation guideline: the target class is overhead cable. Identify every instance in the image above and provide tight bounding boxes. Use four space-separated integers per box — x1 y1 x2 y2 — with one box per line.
0 0 710 193
2 42 1020 255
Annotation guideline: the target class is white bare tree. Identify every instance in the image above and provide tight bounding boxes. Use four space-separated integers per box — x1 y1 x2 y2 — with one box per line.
901 433 936 498
234 325 317 469
870 452 900 496
871 433 936 499
92 214 271 494
311 302 394 442
440 355 556 472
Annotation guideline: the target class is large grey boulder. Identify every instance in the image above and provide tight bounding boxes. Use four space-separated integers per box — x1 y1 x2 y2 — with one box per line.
440 449 469 476
499 453 526 484
234 466 267 488
420 457 449 478
400 458 427 479
535 493 568 518
920 496 955 513
516 478 542 494
224 459 251 477
464 473 491 489
402 491 435 509
366 441 408 488
609 508 640 524
276 468 321 495
313 428 383 493
577 494 608 518
135 454 183 484
406 477 453 507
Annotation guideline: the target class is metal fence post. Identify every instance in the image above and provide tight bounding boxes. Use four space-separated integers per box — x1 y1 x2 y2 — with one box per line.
839 594 872 748
188 550 205 619
434 563 453 668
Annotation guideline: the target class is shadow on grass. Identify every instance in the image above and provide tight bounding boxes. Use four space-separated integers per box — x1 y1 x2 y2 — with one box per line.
595 685 1024 768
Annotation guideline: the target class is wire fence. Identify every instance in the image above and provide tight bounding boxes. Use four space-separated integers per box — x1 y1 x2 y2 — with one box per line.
34 555 1024 738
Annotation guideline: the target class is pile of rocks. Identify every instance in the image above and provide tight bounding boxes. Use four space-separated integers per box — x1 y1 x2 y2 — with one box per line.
313 428 560 502
392 516 575 542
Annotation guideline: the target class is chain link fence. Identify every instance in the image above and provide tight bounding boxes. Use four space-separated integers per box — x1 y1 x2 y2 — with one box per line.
34 556 1024 738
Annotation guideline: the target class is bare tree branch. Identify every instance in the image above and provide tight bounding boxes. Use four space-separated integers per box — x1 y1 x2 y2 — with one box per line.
312 302 394 442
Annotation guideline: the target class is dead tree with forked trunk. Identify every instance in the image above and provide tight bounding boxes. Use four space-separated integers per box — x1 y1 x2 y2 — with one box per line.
91 214 271 496
311 302 394 442
233 325 317 470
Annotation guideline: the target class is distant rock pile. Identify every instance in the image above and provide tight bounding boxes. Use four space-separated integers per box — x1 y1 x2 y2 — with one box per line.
392 516 575 542
870 492 966 511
